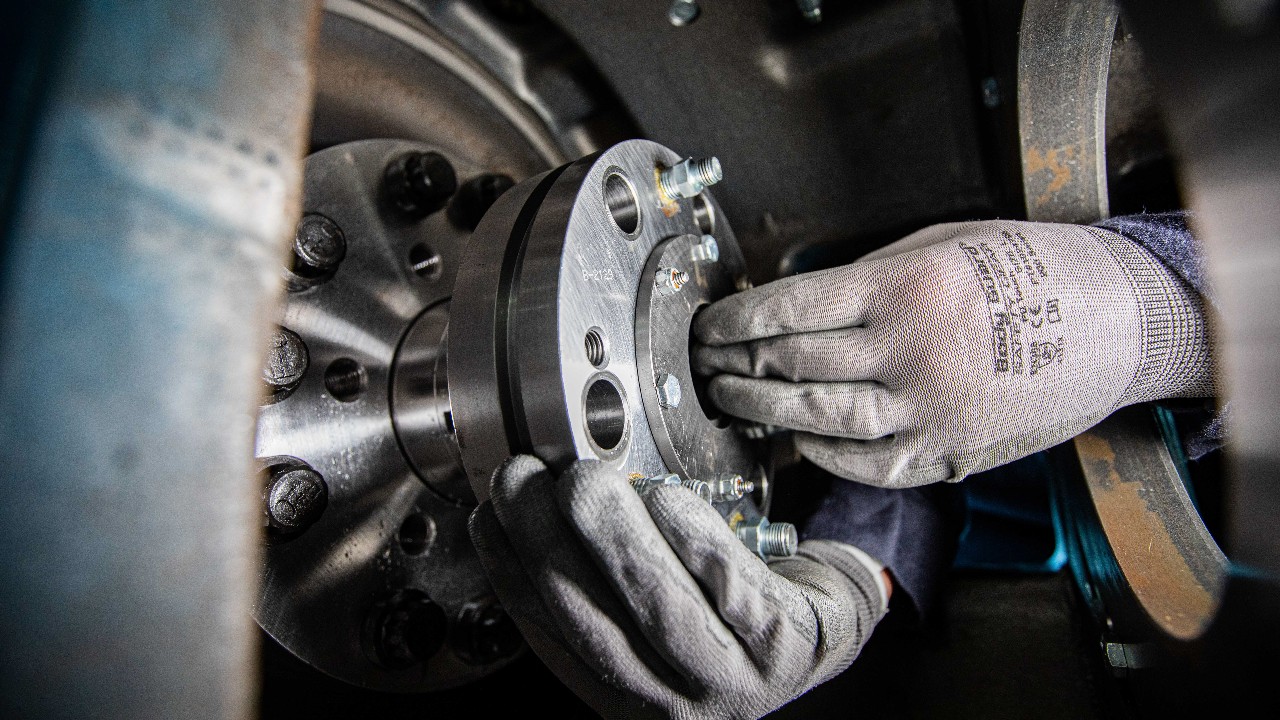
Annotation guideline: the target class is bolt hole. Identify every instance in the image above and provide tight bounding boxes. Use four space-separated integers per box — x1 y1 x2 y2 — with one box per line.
692 194 716 235
584 376 627 451
409 243 442 280
399 513 434 556
584 327 608 368
324 358 367 402
603 171 640 236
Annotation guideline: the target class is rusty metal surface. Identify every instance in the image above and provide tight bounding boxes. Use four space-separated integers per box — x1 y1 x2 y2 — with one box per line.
1016 0 1227 641
0 1 319 718
1073 407 1227 639
1018 0 1117 223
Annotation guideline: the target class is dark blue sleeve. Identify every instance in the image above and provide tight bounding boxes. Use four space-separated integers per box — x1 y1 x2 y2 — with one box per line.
803 479 963 622
1095 211 1212 301
1097 211 1223 458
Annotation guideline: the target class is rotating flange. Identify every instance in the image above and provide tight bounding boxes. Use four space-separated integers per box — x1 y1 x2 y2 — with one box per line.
449 139 775 538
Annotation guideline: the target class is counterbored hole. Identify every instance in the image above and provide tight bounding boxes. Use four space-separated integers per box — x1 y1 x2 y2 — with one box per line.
409 243 442 280
324 357 367 402
584 327 607 368
399 513 433 556
604 171 640 235
692 194 716 235
584 377 627 451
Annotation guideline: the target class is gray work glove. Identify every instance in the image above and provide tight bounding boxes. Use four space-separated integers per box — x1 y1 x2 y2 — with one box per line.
695 220 1216 488
468 455 886 719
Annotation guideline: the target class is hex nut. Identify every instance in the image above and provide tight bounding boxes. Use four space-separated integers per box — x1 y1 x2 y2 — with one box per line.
737 517 799 559
708 472 755 501
288 213 346 289
690 234 720 263
668 0 700 26
366 589 448 669
451 600 523 666
655 267 689 296
656 373 682 409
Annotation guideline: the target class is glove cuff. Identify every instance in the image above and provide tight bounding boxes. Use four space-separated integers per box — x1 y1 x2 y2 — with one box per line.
1090 227 1217 406
796 540 888 621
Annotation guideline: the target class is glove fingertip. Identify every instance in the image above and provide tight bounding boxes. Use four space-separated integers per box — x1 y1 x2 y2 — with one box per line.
466 502 502 555
689 342 718 375
490 453 549 506
707 374 761 417
553 458 622 519
695 297 767 347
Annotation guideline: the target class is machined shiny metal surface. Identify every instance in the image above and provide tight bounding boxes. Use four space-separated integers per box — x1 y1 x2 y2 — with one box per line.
451 140 766 521
254 139 512 692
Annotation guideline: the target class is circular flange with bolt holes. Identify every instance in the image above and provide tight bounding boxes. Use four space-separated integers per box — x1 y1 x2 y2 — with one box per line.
450 140 767 528
253 139 520 692
635 232 766 521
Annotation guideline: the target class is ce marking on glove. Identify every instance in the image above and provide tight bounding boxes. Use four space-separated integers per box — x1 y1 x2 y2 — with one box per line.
1017 297 1062 328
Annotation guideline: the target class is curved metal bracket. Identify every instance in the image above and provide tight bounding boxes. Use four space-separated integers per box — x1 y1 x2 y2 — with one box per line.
1017 0 1227 641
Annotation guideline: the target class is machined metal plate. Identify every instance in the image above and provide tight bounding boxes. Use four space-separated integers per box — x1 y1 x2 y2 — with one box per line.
451 140 763 503
636 233 765 518
254 139 515 692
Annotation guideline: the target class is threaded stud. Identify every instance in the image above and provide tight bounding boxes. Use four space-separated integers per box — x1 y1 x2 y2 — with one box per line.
630 473 712 503
658 156 724 200
758 522 798 557
680 478 712 502
737 517 799 559
690 157 722 187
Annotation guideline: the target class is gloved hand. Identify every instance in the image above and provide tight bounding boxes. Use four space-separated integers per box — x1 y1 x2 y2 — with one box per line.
468 455 886 719
694 220 1215 488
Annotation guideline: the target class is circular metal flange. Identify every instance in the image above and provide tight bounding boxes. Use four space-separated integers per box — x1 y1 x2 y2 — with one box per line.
254 139 518 692
450 140 765 519
635 233 766 518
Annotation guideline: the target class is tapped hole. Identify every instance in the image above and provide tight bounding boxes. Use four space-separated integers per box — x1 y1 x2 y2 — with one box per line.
398 513 433 556
324 358 367 402
584 327 607 368
409 243 442 280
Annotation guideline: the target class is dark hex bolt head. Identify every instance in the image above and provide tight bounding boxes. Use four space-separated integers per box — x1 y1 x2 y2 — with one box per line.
265 466 328 533
450 599 523 665
448 173 515 231
291 213 346 285
262 326 308 396
384 151 458 219
367 590 448 669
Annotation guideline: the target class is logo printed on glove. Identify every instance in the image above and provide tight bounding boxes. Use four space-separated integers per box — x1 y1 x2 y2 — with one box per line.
1029 339 1064 375
961 234 1062 379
